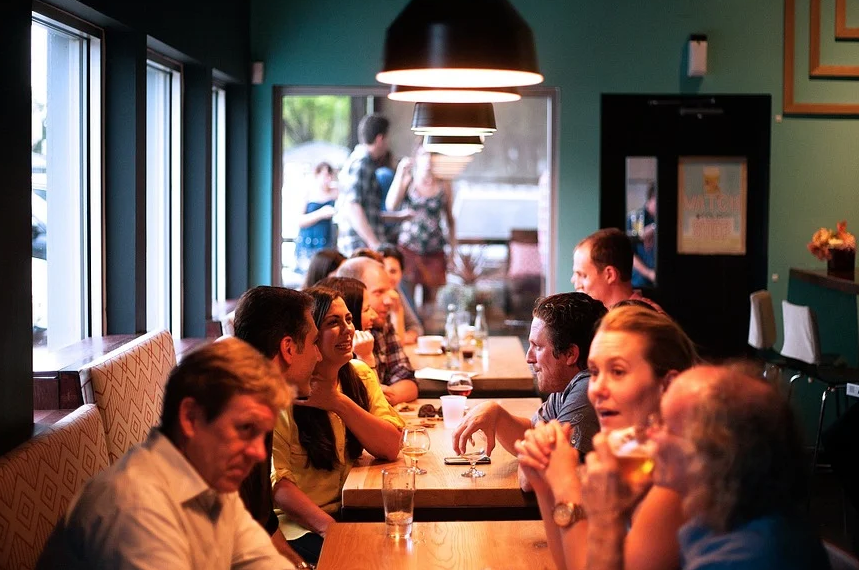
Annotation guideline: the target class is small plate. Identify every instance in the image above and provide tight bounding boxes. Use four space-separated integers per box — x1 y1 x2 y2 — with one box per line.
414 348 444 356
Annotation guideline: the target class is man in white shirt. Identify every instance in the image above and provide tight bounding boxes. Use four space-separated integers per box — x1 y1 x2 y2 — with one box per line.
571 228 664 313
37 337 297 570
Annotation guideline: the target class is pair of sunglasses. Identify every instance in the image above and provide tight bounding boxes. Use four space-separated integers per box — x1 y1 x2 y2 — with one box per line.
418 404 444 418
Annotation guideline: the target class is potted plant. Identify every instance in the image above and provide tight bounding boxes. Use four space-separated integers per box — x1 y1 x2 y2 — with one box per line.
808 221 856 277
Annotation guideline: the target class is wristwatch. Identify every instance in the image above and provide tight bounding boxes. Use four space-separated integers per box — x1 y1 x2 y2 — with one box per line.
552 501 587 528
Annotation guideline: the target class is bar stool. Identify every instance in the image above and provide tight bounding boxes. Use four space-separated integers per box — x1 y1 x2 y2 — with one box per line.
780 300 858 472
748 290 787 381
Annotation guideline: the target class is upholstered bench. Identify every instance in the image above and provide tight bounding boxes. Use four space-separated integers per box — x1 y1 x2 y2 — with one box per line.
0 405 109 570
79 329 176 464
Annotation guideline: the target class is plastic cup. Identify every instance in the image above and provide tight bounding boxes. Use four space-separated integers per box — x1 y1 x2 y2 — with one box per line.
382 467 415 539
440 395 467 429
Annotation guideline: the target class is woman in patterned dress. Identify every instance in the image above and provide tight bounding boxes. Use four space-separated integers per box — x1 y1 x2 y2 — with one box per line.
386 148 456 310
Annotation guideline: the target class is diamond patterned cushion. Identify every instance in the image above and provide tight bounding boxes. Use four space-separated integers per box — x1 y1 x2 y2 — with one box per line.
79 330 176 464
0 405 109 570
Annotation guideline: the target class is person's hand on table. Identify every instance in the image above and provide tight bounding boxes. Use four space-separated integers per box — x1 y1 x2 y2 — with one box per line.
402 329 419 345
453 401 500 455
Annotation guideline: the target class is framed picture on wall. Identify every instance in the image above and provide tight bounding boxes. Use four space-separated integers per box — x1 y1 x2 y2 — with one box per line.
677 157 747 255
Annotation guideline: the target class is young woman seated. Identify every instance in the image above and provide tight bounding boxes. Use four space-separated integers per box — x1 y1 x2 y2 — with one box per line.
516 305 698 570
270 286 404 565
315 276 378 371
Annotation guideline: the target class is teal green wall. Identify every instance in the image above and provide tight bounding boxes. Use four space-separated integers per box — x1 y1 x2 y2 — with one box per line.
250 0 859 296
250 0 859 441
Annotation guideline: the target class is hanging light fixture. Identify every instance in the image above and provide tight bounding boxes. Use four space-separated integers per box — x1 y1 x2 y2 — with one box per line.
429 153 476 180
411 102 496 136
423 135 484 157
388 85 520 103
377 0 542 97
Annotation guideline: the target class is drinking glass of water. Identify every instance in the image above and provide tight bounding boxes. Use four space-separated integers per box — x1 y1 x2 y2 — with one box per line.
382 467 415 539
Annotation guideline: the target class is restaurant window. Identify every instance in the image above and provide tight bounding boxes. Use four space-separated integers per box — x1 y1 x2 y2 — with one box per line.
31 9 103 353
212 85 227 304
273 87 557 335
145 56 182 335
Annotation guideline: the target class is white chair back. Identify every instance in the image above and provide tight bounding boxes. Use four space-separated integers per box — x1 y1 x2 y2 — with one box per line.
780 300 821 365
748 290 777 350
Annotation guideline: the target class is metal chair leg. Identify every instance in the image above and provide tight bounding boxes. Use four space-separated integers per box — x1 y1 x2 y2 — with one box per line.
811 386 831 473
788 372 802 401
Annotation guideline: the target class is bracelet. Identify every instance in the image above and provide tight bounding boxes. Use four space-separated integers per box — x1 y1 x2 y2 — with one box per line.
295 562 315 569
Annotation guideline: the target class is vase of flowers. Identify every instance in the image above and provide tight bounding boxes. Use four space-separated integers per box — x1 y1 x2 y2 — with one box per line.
808 221 856 278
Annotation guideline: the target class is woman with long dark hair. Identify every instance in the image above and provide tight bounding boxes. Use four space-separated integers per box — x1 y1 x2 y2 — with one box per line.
271 286 403 565
315 276 378 370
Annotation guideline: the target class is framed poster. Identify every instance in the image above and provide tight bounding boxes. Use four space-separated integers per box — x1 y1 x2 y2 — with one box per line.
677 157 747 255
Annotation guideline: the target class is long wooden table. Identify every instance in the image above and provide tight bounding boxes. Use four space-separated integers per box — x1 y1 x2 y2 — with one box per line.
317 520 553 569
406 336 535 397
341 398 540 520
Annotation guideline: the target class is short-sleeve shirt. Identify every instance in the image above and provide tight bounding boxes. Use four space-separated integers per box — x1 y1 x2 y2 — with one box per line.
531 370 600 455
678 514 831 570
271 360 405 540
337 146 384 255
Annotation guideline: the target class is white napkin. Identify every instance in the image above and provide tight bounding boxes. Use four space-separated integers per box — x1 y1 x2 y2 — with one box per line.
413 368 480 382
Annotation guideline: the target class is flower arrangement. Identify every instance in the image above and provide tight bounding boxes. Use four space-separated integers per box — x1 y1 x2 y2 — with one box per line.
807 221 856 261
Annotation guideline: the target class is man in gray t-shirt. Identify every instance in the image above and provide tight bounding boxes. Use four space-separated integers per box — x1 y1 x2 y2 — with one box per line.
531 368 600 458
453 293 606 489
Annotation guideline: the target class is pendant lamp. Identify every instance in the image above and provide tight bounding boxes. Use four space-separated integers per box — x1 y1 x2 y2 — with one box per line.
388 85 520 103
423 135 484 157
429 154 475 180
411 102 496 136
377 0 542 94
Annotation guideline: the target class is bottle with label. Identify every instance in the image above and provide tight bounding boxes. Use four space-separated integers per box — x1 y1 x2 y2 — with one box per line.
473 304 488 358
444 303 461 369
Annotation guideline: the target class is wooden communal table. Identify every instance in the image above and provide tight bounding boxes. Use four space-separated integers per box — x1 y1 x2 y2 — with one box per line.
341 398 540 521
317 520 552 570
405 336 535 397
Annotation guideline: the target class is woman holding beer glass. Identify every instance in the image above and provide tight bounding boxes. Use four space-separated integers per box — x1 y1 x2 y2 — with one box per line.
516 305 697 570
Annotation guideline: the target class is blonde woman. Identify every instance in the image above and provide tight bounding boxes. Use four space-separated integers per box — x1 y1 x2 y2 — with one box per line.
516 305 697 570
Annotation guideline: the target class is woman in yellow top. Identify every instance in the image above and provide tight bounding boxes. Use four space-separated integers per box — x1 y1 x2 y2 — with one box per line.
271 285 404 565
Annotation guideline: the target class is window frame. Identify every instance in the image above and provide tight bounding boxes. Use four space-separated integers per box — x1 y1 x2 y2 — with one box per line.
145 52 184 336
31 3 104 352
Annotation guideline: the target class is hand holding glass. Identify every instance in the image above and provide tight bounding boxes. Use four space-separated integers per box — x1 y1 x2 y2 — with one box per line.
606 421 656 486
459 429 488 478
402 427 431 475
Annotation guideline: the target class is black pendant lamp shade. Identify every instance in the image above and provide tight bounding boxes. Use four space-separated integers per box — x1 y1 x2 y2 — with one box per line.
411 102 496 136
377 0 543 89
423 135 484 156
388 85 521 103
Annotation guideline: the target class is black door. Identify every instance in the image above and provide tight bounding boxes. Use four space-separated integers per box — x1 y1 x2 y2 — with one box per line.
600 95 771 359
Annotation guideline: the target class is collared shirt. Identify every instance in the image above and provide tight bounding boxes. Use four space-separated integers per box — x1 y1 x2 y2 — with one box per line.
336 145 384 255
628 290 666 314
271 360 405 541
371 322 417 386
532 370 600 456
37 429 290 570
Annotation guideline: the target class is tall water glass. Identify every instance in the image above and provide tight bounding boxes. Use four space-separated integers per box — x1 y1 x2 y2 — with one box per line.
382 467 415 539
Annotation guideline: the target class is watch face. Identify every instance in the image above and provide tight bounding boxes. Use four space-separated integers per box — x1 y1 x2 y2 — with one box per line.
553 503 572 527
